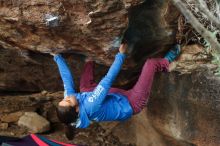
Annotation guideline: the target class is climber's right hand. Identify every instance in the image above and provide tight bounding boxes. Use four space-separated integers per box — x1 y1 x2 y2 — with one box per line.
119 43 128 54
50 52 57 56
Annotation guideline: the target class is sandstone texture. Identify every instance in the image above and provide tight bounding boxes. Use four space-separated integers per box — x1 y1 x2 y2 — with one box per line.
148 68 220 146
18 112 50 133
1 111 23 123
0 0 145 64
0 0 179 92
99 68 220 146
0 0 219 146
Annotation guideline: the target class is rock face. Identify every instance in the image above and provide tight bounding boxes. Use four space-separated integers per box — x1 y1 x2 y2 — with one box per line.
1 111 23 123
148 68 220 146
99 67 220 146
18 112 50 133
0 0 179 92
0 123 8 130
1 0 219 146
0 0 176 61
0 0 142 63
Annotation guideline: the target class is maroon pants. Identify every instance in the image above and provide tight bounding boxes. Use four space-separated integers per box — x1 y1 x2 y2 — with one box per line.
80 58 169 114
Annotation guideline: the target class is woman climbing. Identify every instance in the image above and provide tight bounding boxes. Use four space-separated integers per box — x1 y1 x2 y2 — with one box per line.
52 42 181 140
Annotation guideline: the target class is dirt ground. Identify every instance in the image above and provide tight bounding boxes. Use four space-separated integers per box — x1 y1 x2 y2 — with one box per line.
0 92 135 146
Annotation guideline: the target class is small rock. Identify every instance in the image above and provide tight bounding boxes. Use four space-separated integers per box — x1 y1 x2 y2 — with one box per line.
1 112 23 123
10 132 15 136
0 123 8 130
18 112 50 133
41 90 48 95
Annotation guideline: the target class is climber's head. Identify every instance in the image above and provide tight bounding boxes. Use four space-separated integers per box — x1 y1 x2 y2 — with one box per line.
57 98 79 124
59 96 79 108
57 96 79 140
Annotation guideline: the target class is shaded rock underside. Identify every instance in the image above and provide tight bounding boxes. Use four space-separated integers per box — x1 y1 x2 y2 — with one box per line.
0 0 179 92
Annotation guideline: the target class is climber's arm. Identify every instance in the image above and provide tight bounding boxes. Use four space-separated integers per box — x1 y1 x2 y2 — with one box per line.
87 44 127 106
99 43 127 86
53 54 76 97
99 52 126 87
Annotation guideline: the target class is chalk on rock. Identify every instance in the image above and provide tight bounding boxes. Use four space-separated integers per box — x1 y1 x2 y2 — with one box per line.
45 14 60 27
18 112 50 133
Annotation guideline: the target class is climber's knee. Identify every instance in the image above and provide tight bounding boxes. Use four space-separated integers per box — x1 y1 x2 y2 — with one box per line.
129 94 149 114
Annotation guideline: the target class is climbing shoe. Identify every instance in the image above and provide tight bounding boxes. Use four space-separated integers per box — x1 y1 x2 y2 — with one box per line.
164 44 181 63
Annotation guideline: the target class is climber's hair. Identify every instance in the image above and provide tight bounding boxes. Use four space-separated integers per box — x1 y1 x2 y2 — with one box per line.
56 105 78 140
56 106 78 124
121 37 128 44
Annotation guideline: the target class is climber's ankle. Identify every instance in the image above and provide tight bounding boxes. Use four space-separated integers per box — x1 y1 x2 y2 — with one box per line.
164 44 181 63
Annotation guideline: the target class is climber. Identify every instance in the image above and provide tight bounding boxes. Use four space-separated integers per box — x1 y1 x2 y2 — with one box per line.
52 42 181 140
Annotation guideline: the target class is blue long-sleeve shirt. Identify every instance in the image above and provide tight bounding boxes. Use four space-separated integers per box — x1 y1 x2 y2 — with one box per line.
54 53 133 128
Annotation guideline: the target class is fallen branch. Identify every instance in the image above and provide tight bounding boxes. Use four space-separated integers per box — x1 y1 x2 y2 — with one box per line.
171 0 220 53
195 0 220 30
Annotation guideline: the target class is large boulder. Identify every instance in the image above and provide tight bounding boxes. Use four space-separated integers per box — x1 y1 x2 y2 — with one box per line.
0 0 177 61
1 0 219 145
0 0 179 92
100 66 220 146
18 112 50 133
